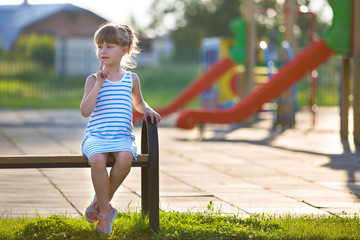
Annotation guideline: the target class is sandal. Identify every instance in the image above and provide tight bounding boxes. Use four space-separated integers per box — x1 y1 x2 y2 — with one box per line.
85 195 99 223
96 205 118 236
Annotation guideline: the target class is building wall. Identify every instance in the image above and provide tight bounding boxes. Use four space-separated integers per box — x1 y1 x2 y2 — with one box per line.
22 10 105 75
23 10 105 37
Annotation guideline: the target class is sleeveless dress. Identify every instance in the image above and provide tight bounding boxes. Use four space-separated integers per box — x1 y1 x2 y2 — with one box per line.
81 71 137 163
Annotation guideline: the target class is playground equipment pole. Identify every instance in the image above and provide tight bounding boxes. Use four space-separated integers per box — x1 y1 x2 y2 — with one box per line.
301 11 317 129
353 0 360 144
241 0 255 121
341 58 350 139
276 0 296 127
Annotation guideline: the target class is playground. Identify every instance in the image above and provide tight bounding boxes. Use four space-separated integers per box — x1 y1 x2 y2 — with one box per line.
0 0 360 237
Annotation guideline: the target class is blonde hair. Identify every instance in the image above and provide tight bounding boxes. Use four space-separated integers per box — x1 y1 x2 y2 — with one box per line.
94 22 140 69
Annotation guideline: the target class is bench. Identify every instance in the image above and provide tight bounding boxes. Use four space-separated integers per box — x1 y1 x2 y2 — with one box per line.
0 118 159 232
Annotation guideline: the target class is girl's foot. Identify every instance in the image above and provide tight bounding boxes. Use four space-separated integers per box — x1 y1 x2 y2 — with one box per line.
96 205 118 236
85 195 99 223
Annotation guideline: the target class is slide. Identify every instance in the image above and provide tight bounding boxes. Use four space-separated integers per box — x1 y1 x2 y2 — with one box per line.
176 39 334 129
133 57 236 123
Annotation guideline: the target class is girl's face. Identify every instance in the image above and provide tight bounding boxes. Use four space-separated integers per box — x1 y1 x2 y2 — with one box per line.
96 42 127 66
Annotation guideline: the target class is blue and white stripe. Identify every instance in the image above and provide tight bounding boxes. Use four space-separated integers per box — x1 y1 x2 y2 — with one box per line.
82 71 137 162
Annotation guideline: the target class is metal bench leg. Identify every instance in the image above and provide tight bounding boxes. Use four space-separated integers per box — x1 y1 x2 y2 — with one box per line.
148 156 159 232
141 164 159 232
140 118 159 232
141 167 149 215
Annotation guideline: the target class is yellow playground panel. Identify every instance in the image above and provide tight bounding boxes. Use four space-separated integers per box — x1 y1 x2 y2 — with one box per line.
200 37 241 108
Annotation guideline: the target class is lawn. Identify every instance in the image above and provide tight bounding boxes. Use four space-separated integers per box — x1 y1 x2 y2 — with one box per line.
1 210 359 239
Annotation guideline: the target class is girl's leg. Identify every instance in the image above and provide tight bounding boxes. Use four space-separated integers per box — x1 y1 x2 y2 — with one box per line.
90 153 110 214
108 151 133 201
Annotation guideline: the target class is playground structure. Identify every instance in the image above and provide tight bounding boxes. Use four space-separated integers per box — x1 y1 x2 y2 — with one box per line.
199 37 240 110
176 39 333 127
133 0 360 145
199 37 297 127
198 37 297 129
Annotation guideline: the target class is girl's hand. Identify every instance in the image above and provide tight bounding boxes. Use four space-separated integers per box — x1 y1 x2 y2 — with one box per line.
97 61 108 84
144 108 161 124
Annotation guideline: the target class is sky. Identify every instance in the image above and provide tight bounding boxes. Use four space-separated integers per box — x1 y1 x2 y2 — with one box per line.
0 0 333 36
0 0 156 29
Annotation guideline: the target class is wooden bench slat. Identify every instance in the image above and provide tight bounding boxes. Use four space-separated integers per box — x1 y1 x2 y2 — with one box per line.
0 154 149 168
0 154 149 164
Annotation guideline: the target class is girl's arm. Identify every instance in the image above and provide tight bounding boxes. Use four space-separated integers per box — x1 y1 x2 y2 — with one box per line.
80 62 108 117
132 73 161 124
80 75 100 117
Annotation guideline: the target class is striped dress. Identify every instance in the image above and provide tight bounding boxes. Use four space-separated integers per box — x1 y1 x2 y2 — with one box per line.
81 71 137 163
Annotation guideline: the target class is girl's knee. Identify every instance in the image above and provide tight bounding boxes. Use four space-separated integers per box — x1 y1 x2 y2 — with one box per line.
90 153 107 169
114 151 133 168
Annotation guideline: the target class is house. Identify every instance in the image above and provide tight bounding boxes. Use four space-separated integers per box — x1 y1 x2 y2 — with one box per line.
0 1 174 74
0 0 106 75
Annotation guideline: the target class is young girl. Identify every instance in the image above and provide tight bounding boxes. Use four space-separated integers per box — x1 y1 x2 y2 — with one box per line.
80 22 161 236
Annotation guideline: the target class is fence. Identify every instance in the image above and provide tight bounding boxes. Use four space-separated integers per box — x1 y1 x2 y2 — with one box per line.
0 51 84 108
296 55 342 109
0 50 342 109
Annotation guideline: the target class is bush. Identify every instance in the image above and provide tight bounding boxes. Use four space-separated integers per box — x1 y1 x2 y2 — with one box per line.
15 34 55 68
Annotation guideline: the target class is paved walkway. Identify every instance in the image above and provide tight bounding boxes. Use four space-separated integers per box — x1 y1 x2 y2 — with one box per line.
0 108 359 218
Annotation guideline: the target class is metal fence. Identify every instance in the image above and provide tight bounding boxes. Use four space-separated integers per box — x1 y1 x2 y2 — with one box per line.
0 50 342 109
0 51 90 107
296 55 342 109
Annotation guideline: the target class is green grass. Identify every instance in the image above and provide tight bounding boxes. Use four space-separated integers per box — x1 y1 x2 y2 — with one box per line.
0 62 200 109
0 97 82 109
0 56 342 110
1 211 359 240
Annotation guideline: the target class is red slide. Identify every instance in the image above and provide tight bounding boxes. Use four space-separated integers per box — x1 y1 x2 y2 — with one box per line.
176 39 334 129
133 57 236 123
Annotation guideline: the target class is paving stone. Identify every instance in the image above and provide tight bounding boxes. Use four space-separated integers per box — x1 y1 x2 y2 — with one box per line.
0 108 359 218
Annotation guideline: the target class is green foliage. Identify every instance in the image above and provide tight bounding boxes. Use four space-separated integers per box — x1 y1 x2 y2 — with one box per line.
146 0 332 60
15 34 55 68
254 0 332 53
147 0 242 59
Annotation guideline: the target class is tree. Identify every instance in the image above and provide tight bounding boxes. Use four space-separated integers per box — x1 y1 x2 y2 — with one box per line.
147 0 243 60
145 0 331 59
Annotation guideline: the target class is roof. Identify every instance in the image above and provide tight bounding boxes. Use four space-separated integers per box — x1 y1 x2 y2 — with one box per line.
0 3 103 50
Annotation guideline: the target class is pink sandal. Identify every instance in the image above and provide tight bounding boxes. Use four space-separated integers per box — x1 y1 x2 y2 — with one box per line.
85 195 99 223
96 205 118 236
